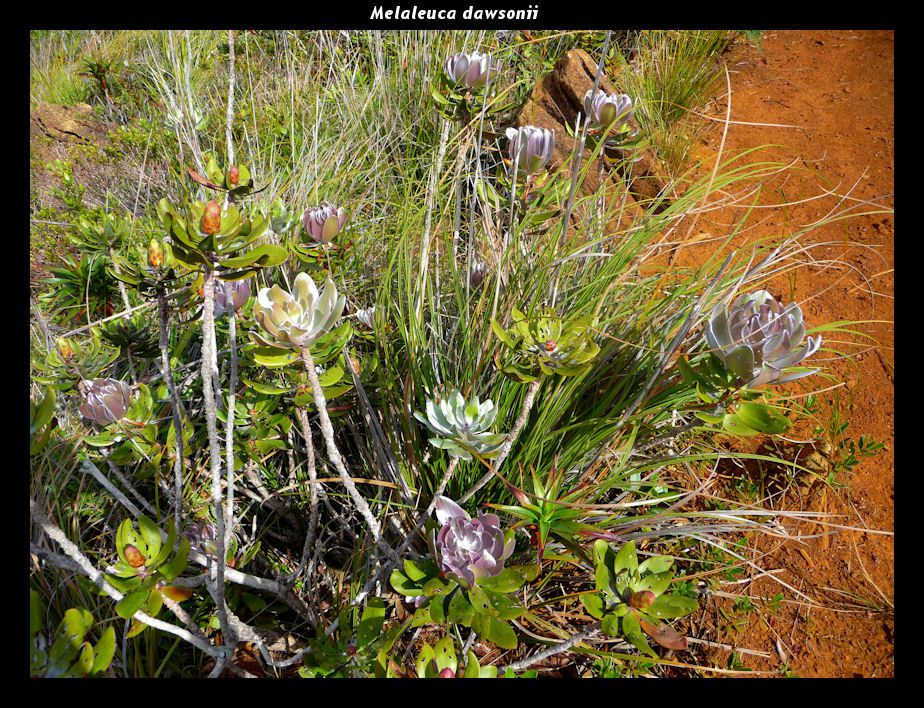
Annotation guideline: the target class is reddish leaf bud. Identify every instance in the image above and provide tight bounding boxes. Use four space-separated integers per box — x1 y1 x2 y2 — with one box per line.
201 200 221 234
148 239 164 269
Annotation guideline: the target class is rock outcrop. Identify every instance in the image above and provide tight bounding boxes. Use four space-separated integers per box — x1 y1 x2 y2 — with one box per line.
30 103 110 145
516 49 672 216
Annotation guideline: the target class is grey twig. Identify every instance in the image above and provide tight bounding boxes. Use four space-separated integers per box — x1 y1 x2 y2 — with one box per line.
200 269 233 648
500 622 601 673
460 377 541 504
157 286 186 533
299 347 396 563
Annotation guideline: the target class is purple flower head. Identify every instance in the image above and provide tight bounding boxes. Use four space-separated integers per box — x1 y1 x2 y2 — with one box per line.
214 279 252 317
183 521 218 555
468 261 488 289
582 90 634 129
302 202 347 244
434 496 514 586
445 51 495 90
706 290 823 387
78 378 132 425
506 125 555 176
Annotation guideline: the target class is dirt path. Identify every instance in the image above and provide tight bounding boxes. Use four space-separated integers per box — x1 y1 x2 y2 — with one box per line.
673 30 893 677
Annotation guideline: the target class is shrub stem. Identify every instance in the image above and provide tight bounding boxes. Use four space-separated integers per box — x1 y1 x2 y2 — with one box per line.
460 377 541 504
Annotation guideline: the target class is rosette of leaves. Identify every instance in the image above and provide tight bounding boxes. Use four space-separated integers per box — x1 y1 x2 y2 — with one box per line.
491 307 600 382
190 153 255 198
291 203 352 266
30 592 116 678
105 515 191 637
581 540 698 656
72 211 131 255
101 311 161 359
391 500 532 650
412 636 498 678
31 332 120 393
507 125 555 177
413 389 507 461
30 386 57 455
298 598 407 678
269 196 298 236
389 555 538 651
489 465 596 561
109 238 188 301
41 252 119 321
434 496 515 585
580 89 641 151
155 196 285 280
78 377 131 425
251 273 347 350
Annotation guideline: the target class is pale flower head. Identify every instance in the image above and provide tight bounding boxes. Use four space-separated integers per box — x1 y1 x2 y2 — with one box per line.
445 51 495 90
214 279 252 317
434 496 515 586
302 202 347 245
583 89 634 129
79 378 132 425
252 273 346 349
506 125 555 175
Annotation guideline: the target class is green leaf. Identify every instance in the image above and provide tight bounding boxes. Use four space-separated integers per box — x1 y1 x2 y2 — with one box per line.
722 412 760 437
612 540 638 574
448 589 475 626
389 569 422 596
433 635 457 673
115 588 150 620
644 593 699 620
490 318 517 348
30 387 56 434
243 379 292 395
217 244 289 270
91 626 116 675
735 401 792 435
149 522 178 569
144 587 164 618
638 555 673 575
49 608 92 667
69 642 94 676
126 617 147 639
158 537 190 581
411 606 432 627
137 515 162 559
480 616 518 650
251 345 299 368
416 643 436 678
476 564 537 593
403 558 437 582
636 571 673 597
356 598 386 649
428 590 450 624
622 610 656 657
601 613 621 638
581 592 605 619
463 650 482 678
480 588 524 620
30 591 43 638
